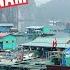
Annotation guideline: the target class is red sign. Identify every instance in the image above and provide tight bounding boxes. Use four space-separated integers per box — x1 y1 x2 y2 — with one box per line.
0 0 28 9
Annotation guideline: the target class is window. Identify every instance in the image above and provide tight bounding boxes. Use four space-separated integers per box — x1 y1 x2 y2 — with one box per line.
12 40 14 43
6 41 8 43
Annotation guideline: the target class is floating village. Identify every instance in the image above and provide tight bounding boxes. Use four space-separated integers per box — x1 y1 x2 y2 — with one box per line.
0 0 70 70
0 22 69 70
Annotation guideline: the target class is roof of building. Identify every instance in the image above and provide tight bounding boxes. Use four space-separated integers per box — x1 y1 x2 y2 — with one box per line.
43 26 53 34
26 26 44 29
0 33 10 38
0 33 9 38
0 23 14 27
22 35 70 48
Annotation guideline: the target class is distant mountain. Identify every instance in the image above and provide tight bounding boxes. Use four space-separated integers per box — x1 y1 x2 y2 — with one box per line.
0 0 70 31
36 0 70 21
18 0 70 31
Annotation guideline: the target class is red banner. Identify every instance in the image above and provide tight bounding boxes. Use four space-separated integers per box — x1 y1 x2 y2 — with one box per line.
0 0 28 9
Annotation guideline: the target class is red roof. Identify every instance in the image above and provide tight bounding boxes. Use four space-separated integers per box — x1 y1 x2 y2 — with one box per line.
0 33 9 38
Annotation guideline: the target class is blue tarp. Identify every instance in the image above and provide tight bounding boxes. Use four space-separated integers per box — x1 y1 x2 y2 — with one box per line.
64 48 70 54
62 48 70 66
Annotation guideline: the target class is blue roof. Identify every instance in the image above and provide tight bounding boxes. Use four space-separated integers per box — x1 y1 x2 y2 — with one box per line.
0 23 14 27
64 48 70 54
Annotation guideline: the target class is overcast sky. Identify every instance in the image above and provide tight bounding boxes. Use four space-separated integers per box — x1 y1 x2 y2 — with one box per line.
34 0 52 6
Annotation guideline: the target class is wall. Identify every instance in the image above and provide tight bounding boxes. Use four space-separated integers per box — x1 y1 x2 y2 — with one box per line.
0 35 16 50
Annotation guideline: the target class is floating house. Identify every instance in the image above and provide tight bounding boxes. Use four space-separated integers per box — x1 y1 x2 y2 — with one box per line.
26 26 44 39
21 36 70 50
0 33 16 50
26 25 59 38
0 23 14 33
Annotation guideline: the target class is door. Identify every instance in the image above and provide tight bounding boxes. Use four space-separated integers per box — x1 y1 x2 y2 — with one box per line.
0 42 3 50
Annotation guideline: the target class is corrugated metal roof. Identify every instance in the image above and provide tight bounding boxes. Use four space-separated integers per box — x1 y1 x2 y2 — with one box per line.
26 26 44 29
0 23 14 27
22 36 70 48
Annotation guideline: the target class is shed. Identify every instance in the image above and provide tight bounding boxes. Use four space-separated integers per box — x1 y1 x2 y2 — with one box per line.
0 33 16 50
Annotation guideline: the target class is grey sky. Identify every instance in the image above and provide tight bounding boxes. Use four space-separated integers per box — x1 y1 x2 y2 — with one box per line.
34 0 52 6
